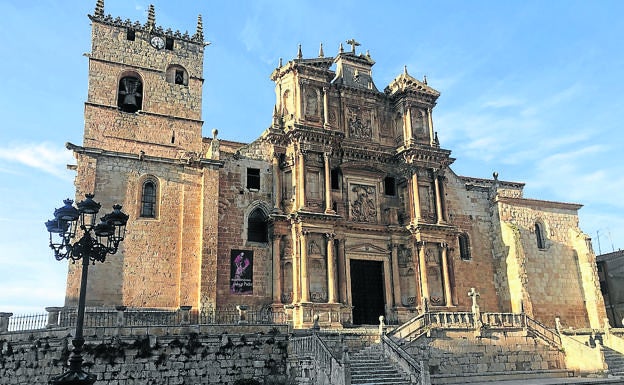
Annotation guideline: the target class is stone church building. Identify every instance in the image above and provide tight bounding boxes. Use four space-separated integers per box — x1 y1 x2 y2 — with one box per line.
65 1 606 330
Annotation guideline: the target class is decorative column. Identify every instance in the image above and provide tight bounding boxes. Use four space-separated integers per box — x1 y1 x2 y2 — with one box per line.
272 235 282 303
391 243 402 307
417 241 430 307
336 238 347 303
323 87 330 128
298 150 306 210
404 104 413 146
324 153 333 213
427 107 435 146
410 169 421 223
383 258 393 314
300 230 310 302
440 243 453 306
433 170 444 224
291 225 300 302
325 232 337 303
272 153 282 212
289 155 297 212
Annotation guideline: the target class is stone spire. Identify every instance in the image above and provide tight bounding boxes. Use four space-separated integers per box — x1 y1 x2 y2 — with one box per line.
319 42 324 58
146 4 156 32
94 0 104 18
195 14 204 41
297 44 303 59
339 42 344 53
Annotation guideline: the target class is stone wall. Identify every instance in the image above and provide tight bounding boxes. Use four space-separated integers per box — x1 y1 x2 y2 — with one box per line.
0 325 289 385
216 144 273 310
405 329 564 376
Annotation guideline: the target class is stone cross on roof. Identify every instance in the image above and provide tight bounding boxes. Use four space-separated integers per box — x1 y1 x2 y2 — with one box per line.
346 38 361 53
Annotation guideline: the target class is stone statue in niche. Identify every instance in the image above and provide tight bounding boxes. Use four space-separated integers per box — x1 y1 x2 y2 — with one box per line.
282 90 290 116
351 185 377 223
305 88 319 118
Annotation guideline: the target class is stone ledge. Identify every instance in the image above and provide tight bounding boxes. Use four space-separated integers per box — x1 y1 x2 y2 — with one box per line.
431 369 574 384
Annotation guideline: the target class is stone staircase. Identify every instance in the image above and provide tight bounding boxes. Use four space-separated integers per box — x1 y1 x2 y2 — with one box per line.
350 345 411 385
603 345 624 377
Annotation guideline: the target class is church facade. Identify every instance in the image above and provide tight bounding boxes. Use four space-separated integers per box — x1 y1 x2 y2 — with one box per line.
65 1 606 329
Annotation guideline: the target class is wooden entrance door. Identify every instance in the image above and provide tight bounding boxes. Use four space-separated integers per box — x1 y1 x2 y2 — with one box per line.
350 259 385 325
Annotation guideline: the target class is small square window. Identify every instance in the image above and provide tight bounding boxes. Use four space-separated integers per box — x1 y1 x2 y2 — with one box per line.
165 37 174 50
247 168 260 190
127 29 135 41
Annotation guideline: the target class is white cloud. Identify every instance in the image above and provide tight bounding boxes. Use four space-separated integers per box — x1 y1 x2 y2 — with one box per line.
0 142 74 179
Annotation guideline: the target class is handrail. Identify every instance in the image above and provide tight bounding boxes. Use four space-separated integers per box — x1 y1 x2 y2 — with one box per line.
381 334 424 384
525 314 562 347
290 333 350 385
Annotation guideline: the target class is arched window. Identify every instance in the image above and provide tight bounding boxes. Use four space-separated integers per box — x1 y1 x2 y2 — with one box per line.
535 222 546 249
459 233 471 260
247 207 268 243
118 75 143 113
166 64 188 86
140 179 157 218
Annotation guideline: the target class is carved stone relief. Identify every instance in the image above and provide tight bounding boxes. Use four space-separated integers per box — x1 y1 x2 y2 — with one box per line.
351 184 377 223
347 106 372 139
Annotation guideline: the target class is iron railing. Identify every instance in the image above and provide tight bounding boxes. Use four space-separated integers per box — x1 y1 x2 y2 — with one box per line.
5 305 288 333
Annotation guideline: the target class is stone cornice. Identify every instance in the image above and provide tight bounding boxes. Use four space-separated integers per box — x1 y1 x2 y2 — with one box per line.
460 176 525 189
66 142 224 169
84 102 204 124
496 196 583 211
397 145 455 168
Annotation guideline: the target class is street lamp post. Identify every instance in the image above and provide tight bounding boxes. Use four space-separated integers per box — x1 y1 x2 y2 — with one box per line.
45 194 128 385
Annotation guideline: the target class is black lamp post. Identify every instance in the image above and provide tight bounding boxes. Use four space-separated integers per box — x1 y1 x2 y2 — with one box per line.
45 194 128 385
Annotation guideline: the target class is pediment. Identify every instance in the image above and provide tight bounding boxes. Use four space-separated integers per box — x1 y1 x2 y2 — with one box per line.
346 243 388 255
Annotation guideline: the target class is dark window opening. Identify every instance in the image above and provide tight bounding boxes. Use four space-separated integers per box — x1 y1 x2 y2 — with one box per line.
118 76 143 113
535 223 545 249
175 70 184 85
384 176 396 196
127 29 135 41
171 131 175 144
459 233 471 260
141 180 157 218
165 37 174 50
248 208 268 243
331 168 340 190
332 201 338 212
247 168 260 190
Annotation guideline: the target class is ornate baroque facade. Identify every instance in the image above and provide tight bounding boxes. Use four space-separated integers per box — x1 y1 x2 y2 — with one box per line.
65 2 606 329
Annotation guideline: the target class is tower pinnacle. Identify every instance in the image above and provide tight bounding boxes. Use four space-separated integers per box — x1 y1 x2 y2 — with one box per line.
195 14 204 41
95 0 104 18
146 4 155 32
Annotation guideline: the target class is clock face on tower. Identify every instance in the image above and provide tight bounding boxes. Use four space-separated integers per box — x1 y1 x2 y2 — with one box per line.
150 36 165 50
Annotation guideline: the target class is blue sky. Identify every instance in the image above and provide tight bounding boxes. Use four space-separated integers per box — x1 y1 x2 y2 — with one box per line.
1 0 623 314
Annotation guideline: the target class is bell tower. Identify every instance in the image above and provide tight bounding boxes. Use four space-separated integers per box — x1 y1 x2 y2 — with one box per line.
83 0 206 158
66 1 221 311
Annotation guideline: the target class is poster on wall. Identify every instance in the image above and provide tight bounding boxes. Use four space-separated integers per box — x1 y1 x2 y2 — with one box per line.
230 249 253 295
